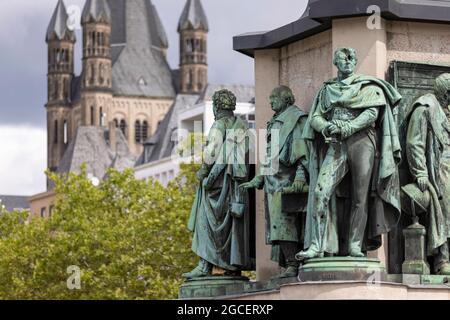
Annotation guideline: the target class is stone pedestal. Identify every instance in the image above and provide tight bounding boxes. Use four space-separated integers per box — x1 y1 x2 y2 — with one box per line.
179 276 250 299
402 222 430 275
298 257 387 282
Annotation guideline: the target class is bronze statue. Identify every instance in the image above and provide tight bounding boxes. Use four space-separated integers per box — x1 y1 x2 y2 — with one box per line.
241 86 309 278
182 89 253 279
403 73 450 275
297 48 403 259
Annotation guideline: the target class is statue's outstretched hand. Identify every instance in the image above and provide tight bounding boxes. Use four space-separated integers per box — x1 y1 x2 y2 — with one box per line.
417 177 429 192
240 177 263 190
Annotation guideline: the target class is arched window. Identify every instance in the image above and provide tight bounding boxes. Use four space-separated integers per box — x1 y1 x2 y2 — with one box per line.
54 79 59 99
186 38 192 53
99 107 104 126
135 120 142 143
113 118 119 128
142 121 149 142
120 120 127 137
90 106 94 125
63 120 68 145
54 120 58 144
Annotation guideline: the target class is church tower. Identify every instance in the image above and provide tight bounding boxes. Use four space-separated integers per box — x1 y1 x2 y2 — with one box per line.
178 0 209 94
80 0 113 127
46 0 76 172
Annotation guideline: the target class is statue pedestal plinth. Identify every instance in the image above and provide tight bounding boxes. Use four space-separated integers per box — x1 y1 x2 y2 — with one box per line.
179 276 249 299
298 257 387 282
402 222 430 275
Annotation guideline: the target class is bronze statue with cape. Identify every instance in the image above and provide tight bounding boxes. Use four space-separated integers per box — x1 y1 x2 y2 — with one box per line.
297 48 403 259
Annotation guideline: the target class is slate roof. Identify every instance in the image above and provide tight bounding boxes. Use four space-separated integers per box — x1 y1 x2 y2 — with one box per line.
82 0 112 23
137 94 200 165
56 126 136 182
46 0 76 42
178 0 209 32
70 0 176 101
0 196 30 212
233 0 450 57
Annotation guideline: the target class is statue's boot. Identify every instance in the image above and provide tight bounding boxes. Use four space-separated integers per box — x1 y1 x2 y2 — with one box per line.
182 259 211 279
348 247 365 258
277 242 299 278
295 248 323 261
436 262 450 275
278 264 299 278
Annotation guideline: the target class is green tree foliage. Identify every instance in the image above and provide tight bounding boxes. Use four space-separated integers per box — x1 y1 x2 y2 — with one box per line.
0 163 199 299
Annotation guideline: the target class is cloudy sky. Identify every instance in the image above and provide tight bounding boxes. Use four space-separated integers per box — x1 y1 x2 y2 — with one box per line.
0 0 308 195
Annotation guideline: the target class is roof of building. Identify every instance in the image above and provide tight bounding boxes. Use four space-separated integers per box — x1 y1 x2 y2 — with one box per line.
56 126 136 182
46 0 76 42
137 84 256 165
233 0 450 57
69 0 176 101
82 0 112 23
178 0 209 32
0 195 30 212
136 94 200 165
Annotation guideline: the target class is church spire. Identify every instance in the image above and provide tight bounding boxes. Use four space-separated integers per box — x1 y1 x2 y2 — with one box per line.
178 0 209 94
178 0 209 32
46 0 75 42
82 0 111 24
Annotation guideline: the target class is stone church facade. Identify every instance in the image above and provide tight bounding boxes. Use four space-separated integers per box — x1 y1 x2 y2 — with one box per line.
45 0 209 173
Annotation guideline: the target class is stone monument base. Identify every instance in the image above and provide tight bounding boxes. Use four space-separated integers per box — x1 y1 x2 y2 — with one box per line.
298 257 387 282
179 276 250 299
228 280 450 300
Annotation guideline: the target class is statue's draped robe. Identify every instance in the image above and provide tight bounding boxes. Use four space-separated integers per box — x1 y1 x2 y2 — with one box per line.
406 94 450 256
260 105 309 267
188 117 253 271
303 74 402 253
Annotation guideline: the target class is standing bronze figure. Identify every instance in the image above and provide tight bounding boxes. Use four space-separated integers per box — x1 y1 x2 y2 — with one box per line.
183 89 253 279
241 86 309 278
403 73 450 275
297 48 403 259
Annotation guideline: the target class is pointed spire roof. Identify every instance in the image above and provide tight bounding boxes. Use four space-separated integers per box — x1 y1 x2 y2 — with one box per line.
46 0 75 42
178 0 209 32
148 1 169 49
82 0 111 24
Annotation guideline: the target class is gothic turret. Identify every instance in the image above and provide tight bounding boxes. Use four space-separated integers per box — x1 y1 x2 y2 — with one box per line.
81 0 113 127
178 0 209 94
46 0 76 173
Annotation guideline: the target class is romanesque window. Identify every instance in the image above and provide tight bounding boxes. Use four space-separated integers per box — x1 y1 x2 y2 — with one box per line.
99 107 104 126
114 118 119 128
63 120 68 145
135 120 142 143
99 63 104 84
195 39 200 52
54 79 59 100
120 120 127 137
54 120 58 144
186 38 192 53
142 121 149 142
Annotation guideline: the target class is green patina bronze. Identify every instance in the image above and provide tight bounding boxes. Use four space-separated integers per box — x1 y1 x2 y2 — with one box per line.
297 48 403 260
241 86 309 279
182 89 254 280
402 73 450 275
